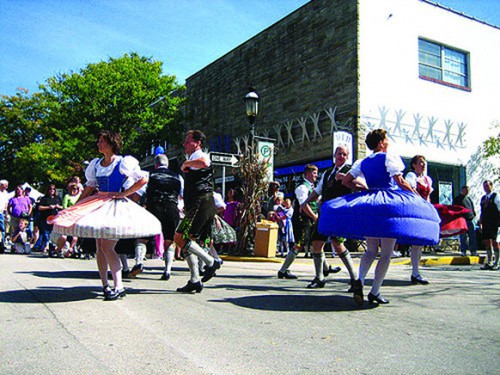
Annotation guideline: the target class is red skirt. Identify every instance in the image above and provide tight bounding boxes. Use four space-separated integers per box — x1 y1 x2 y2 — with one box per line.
433 204 470 238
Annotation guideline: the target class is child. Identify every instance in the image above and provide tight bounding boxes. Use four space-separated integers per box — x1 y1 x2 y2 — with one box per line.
12 218 32 254
273 197 295 257
281 198 295 256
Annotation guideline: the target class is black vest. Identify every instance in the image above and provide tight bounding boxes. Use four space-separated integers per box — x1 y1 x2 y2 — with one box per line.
321 164 352 203
481 192 499 226
146 168 182 205
183 165 214 202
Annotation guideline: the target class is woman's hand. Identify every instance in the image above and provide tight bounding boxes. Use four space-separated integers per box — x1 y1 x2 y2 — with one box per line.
97 191 116 198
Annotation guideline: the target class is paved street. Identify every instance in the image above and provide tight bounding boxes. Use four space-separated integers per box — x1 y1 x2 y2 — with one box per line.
0 252 498 374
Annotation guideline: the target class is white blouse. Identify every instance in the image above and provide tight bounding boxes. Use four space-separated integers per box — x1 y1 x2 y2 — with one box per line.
405 171 434 193
350 152 405 179
85 155 146 188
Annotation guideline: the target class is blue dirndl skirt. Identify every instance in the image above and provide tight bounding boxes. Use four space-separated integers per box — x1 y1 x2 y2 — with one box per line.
318 189 440 246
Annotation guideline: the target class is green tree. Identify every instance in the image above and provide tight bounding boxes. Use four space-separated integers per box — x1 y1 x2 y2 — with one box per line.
0 89 52 187
0 53 185 188
483 121 499 158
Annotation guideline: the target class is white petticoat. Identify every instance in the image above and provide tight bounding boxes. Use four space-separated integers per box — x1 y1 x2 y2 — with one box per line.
50 197 161 240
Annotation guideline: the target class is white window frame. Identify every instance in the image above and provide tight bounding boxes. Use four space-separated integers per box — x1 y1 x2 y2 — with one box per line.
418 38 471 91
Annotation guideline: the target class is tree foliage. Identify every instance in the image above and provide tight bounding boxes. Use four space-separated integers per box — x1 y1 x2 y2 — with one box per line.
0 53 185 188
483 121 499 158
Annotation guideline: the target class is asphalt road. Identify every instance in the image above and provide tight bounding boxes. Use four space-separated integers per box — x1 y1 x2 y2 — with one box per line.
0 252 498 375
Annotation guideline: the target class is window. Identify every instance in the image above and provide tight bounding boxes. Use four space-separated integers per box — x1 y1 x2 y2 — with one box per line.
418 38 470 90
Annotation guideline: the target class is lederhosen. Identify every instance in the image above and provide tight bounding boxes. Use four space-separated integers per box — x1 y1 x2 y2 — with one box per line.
311 164 352 242
176 162 216 243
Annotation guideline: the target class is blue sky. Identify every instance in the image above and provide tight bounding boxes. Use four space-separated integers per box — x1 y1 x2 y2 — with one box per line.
1 0 499 97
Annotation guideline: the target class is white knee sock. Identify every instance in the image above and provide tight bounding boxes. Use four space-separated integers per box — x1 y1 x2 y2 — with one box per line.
135 243 147 265
185 254 200 283
371 238 396 296
359 238 379 283
186 241 214 267
410 245 423 277
280 249 298 272
339 249 356 281
164 245 175 274
313 253 324 281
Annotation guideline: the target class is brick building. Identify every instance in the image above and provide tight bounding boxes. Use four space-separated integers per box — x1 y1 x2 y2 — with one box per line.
168 0 499 203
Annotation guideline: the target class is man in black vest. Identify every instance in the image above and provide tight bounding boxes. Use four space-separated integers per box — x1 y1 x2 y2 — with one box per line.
174 130 221 293
277 164 339 279
479 180 499 270
301 146 362 290
145 154 183 280
453 186 477 256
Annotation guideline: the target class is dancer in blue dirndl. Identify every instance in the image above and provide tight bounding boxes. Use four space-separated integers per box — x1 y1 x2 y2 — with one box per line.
318 129 440 305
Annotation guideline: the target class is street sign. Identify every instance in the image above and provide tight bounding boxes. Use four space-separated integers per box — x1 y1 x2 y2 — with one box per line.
210 152 240 167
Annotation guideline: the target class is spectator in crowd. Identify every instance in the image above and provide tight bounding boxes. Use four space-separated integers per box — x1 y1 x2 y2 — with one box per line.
11 218 32 254
61 182 82 256
70 176 84 194
0 179 9 252
263 181 280 218
37 184 63 254
479 180 499 270
223 188 240 229
453 186 477 256
63 183 81 208
7 185 32 237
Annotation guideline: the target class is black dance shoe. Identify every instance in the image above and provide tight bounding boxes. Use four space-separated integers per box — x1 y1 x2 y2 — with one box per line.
277 270 298 279
102 285 113 299
160 271 171 281
104 288 126 301
323 265 341 277
352 279 364 306
176 281 203 293
411 275 429 285
201 259 222 283
129 263 144 278
367 292 389 304
306 277 325 289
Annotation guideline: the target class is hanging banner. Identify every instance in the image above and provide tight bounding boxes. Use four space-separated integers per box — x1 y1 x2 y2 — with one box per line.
257 141 274 183
333 131 354 164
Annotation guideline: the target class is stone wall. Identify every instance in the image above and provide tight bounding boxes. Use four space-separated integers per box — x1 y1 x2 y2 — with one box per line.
183 0 363 166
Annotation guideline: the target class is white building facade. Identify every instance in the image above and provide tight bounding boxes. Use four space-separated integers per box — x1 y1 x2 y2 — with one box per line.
359 0 499 204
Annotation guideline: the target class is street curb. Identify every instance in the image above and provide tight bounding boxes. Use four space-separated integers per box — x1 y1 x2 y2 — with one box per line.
219 255 283 263
220 254 489 266
392 255 486 266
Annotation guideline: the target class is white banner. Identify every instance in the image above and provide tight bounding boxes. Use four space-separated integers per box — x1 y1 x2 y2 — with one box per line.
257 141 274 183
333 131 354 164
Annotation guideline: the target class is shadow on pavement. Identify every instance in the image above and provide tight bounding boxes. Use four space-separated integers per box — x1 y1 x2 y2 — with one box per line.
0 286 175 304
210 294 378 312
17 270 100 280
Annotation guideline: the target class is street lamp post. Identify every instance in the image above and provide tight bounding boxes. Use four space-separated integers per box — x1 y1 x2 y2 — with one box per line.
244 89 259 154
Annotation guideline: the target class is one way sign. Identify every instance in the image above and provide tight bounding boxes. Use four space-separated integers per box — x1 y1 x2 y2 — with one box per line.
209 152 240 167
